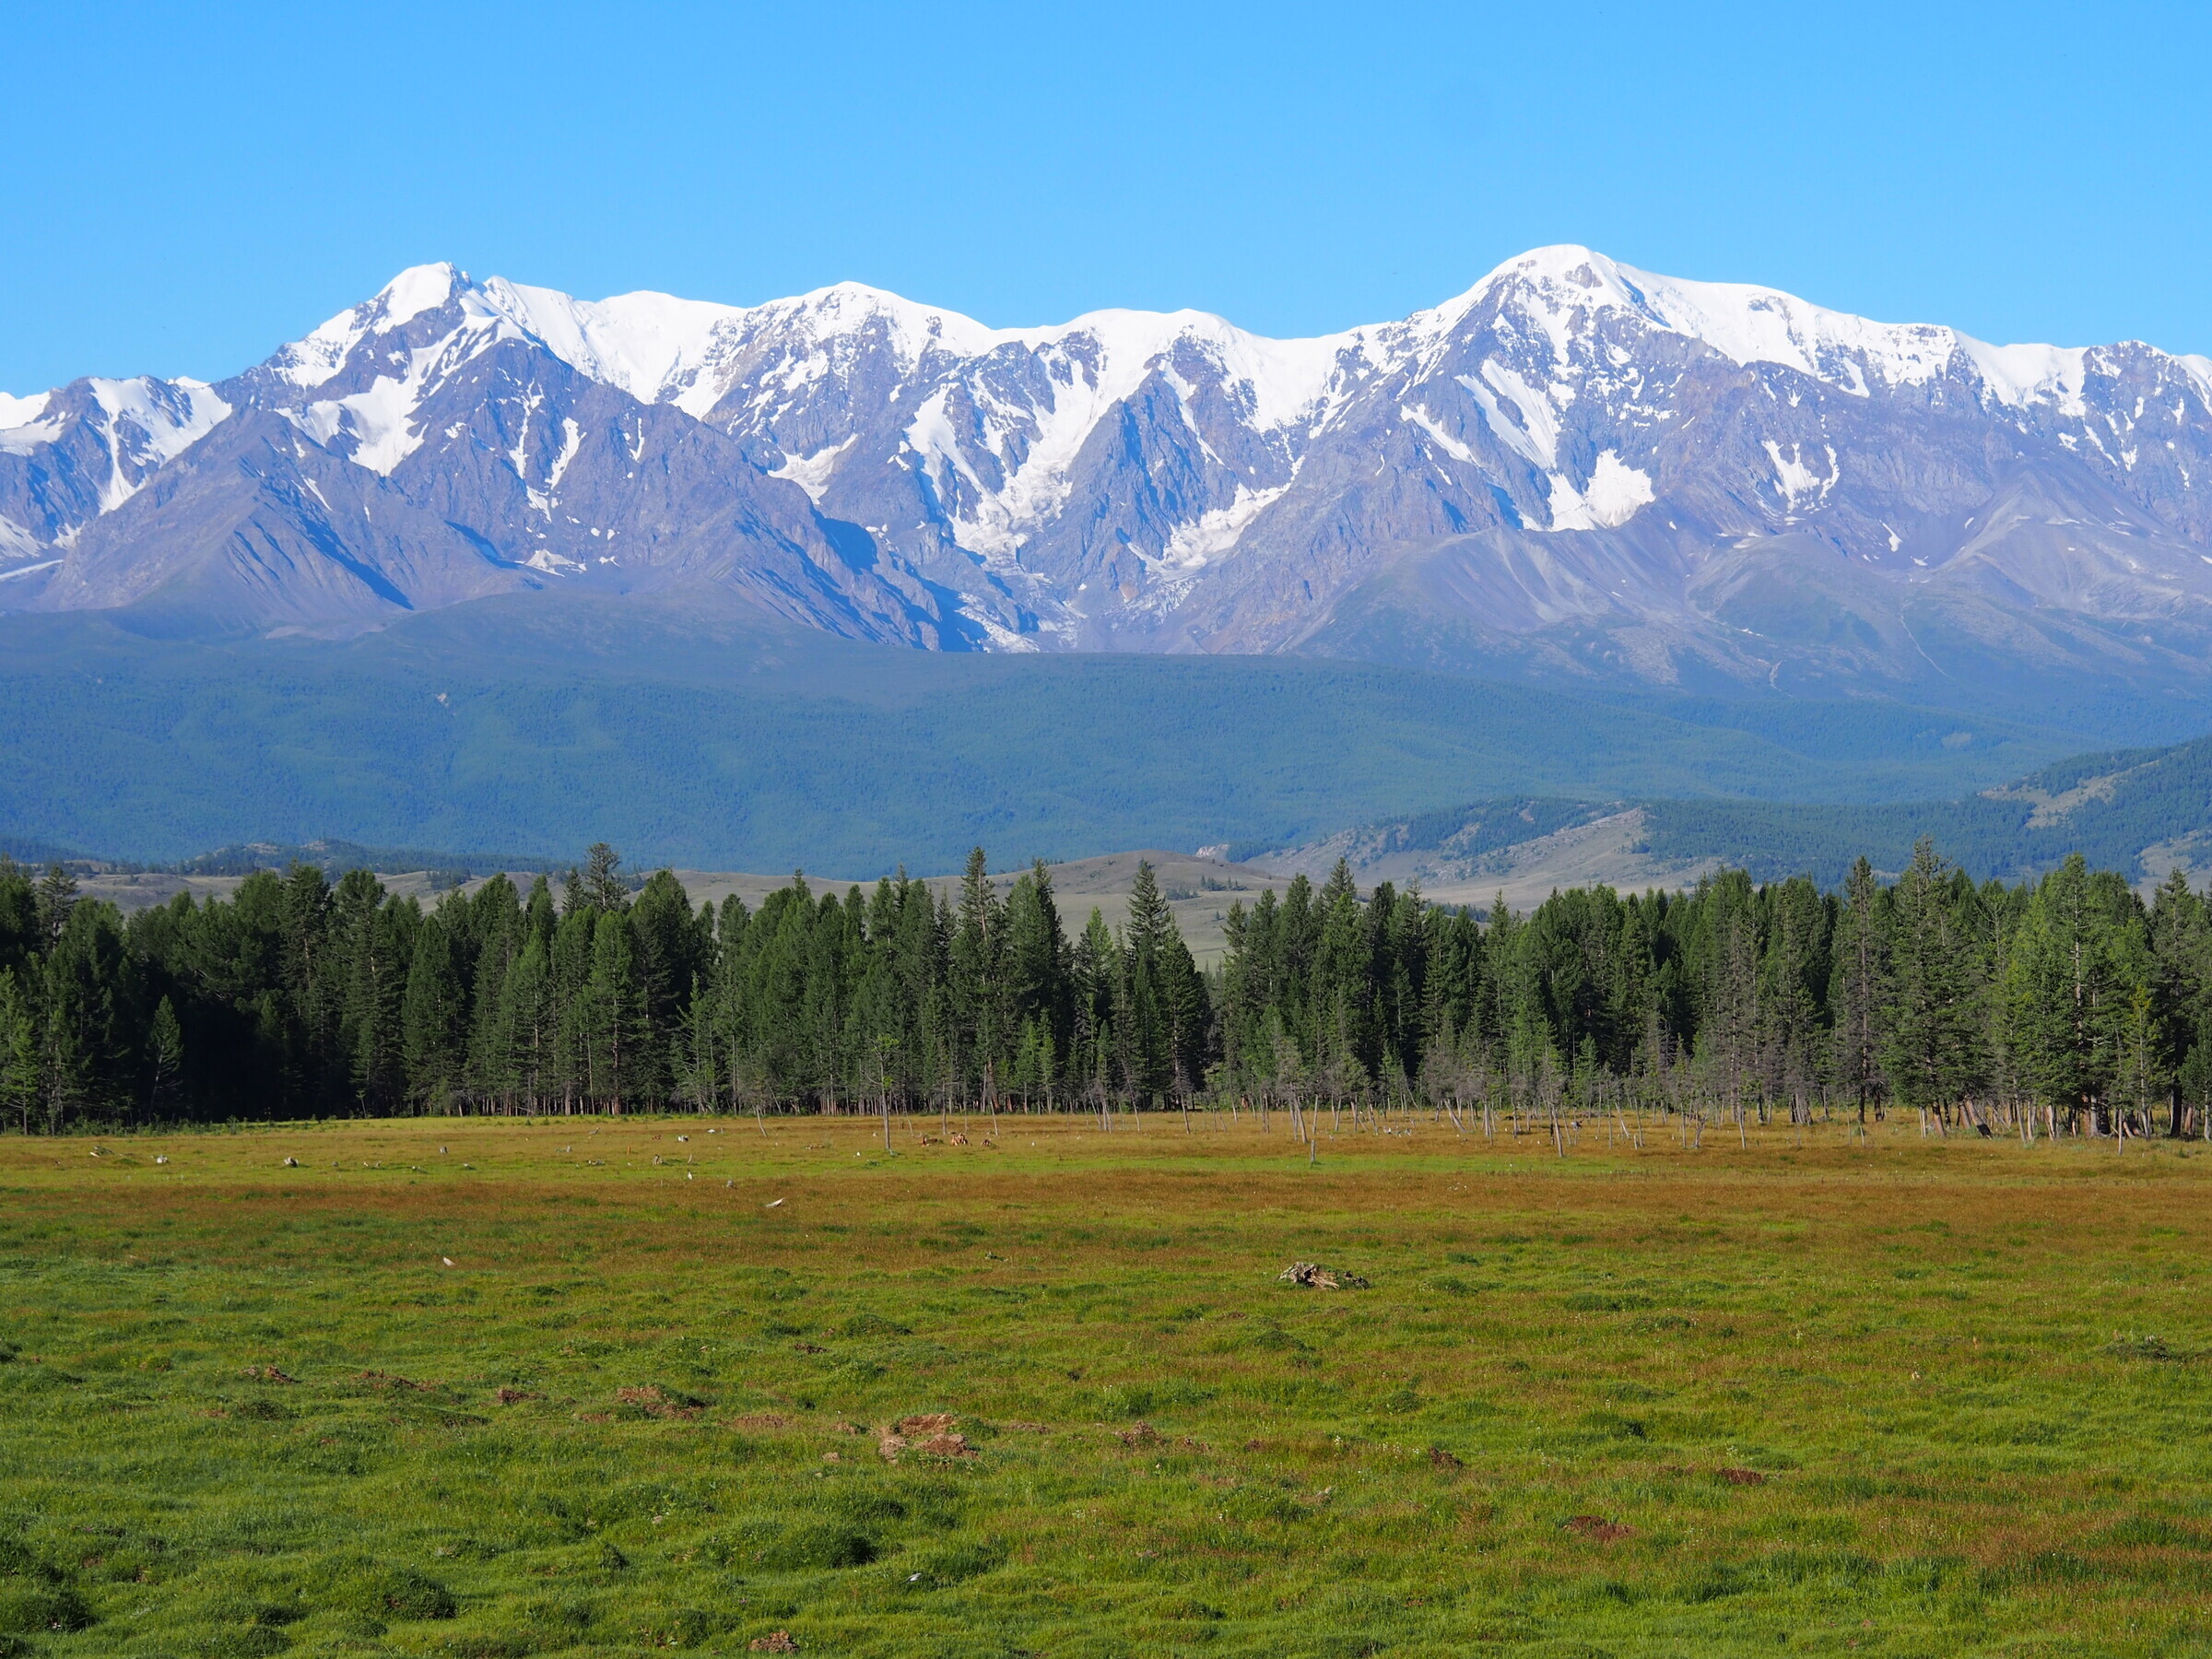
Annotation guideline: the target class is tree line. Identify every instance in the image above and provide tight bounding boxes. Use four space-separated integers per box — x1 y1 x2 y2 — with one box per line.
6 838 2210 1141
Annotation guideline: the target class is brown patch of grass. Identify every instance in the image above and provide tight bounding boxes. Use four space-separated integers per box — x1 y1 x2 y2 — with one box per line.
1564 1516 1635 1541
615 1385 701 1419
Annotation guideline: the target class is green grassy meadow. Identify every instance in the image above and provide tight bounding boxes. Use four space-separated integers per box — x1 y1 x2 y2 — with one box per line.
3 1113 2210 1658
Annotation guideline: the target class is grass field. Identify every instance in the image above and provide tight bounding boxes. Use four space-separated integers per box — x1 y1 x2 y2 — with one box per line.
3 1112 2209 1658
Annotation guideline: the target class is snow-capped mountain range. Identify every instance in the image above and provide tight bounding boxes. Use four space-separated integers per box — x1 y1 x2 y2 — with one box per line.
6 247 2212 709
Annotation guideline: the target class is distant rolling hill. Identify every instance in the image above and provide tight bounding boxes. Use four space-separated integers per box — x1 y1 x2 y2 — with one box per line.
1252 734 2212 896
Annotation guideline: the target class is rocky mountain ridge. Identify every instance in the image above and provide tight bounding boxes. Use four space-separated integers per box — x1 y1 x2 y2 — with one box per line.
5 249 2211 712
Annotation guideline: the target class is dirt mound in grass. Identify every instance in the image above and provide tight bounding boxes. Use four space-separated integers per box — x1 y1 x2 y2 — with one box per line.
1564 1515 1634 1540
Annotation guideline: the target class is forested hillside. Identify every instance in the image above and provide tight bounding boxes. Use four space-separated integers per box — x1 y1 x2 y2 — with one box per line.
6 837 2207 1142
0 600 2096 873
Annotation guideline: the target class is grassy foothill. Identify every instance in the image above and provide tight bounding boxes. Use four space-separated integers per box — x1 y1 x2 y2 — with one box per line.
2 1113 2209 1658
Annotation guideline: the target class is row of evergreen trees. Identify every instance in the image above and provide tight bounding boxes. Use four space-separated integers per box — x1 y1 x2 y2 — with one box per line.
6 840 2208 1137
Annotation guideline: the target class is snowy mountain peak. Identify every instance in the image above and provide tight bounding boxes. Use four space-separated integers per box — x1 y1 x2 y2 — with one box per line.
7 248 2212 715
0 391 53 430
375 262 468 327
1448 244 1965 396
266 261 477 390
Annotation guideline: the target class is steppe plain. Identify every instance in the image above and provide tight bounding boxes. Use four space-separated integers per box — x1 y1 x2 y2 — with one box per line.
2 1114 2207 1657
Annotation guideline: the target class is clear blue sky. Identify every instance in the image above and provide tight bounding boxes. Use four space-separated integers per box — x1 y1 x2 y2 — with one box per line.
6 1 2208 392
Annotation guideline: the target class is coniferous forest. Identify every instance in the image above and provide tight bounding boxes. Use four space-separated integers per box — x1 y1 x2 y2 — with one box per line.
6 839 2211 1141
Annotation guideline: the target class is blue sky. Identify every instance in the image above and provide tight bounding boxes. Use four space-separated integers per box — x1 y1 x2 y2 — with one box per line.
6 1 2208 391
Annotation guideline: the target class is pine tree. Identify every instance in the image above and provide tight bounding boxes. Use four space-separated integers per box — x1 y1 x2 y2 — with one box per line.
2147 869 2210 1135
1882 841 1986 1113
401 912 469 1111
949 848 1006 1107
629 869 708 1106
583 843 629 914
550 906 598 1108
582 908 641 1112
1830 856 1887 1120
147 995 184 1118
2006 853 2149 1133
1073 907 1121 1113
0 861 37 982
0 969 40 1135
33 864 77 951
502 932 555 1112
1005 860 1069 1089
1759 877 1829 1120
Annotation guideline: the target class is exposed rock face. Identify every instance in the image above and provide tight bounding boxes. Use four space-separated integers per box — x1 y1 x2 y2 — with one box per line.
4 248 2210 712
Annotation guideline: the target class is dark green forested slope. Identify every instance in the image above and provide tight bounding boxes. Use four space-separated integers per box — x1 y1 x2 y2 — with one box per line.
0 592 2087 873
